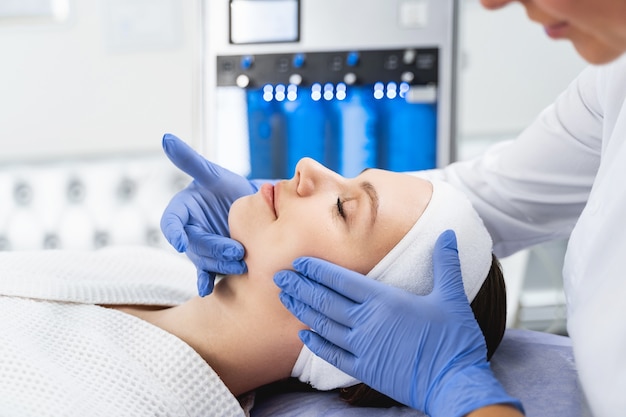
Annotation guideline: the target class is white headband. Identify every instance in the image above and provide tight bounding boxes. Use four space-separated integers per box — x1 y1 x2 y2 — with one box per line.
291 179 493 390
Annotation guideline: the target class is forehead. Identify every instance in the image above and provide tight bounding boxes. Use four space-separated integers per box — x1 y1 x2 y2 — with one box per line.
359 169 431 200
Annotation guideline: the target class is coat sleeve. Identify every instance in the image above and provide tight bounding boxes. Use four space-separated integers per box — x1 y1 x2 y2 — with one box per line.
416 64 605 257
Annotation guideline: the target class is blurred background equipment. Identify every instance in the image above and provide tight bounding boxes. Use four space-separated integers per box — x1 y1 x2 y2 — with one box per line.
203 0 457 178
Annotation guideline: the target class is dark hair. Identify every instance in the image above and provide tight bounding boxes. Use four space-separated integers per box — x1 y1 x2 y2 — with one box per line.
254 254 507 408
338 254 507 407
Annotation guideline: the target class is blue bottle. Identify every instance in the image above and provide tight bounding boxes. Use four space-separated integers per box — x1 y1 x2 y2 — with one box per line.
378 83 437 171
330 84 378 177
246 86 287 178
279 84 328 176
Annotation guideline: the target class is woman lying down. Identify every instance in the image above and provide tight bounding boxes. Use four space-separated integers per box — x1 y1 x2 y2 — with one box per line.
0 158 507 416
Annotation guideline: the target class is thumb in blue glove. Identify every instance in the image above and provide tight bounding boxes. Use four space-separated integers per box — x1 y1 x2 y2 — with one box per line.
160 133 259 296
274 230 523 417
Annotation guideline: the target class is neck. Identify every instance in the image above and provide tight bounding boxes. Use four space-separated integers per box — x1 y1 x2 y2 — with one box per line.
117 273 304 396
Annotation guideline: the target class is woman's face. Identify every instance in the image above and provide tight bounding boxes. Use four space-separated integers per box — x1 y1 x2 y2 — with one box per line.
229 158 433 282
481 0 626 64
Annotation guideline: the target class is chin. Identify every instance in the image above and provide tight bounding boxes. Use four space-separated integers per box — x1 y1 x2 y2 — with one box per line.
228 196 254 243
574 41 625 65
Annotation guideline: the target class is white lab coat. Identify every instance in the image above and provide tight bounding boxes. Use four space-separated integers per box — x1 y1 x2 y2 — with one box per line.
423 55 626 416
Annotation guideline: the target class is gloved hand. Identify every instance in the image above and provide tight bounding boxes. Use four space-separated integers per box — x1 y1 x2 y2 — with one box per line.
160 133 260 296
274 230 523 417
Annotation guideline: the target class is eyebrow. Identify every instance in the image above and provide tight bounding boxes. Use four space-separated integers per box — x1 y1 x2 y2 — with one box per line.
360 181 379 226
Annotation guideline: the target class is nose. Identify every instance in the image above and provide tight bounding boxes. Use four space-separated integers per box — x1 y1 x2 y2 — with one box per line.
294 158 337 197
480 0 516 10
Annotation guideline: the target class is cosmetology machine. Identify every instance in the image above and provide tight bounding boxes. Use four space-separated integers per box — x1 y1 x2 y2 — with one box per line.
202 0 458 177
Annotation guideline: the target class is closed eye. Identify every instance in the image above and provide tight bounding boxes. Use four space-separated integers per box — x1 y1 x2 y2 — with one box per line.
336 197 346 219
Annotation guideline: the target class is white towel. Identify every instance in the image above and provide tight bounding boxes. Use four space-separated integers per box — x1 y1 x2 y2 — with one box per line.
292 180 493 390
0 246 246 417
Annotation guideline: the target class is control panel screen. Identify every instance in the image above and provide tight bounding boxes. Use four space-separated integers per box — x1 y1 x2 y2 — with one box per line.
230 0 299 44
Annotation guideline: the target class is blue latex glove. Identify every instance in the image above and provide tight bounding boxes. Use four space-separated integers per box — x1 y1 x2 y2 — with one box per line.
160 133 259 296
274 230 523 417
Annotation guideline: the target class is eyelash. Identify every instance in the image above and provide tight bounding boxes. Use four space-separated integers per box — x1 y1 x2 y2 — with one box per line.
336 197 346 219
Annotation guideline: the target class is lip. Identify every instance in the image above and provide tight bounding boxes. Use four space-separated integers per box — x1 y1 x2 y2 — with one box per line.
544 21 569 39
260 183 277 218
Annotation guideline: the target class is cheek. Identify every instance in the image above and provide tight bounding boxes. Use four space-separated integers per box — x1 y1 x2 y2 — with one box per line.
241 219 313 277
537 0 573 12
270 221 325 259
536 0 597 25
263 219 351 271
232 198 371 275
